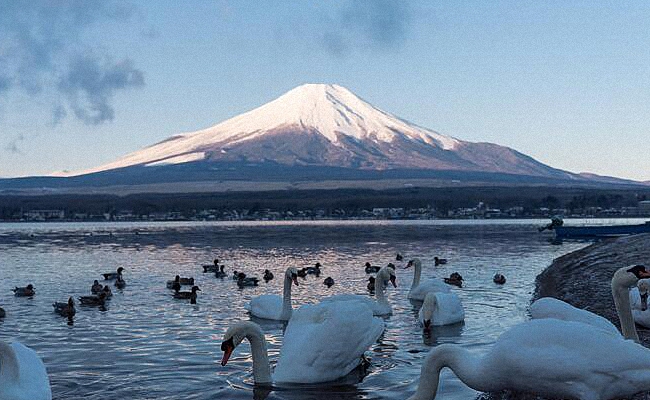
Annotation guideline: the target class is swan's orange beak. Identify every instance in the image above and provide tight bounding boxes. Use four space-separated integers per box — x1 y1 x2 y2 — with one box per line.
390 275 397 288
404 261 413 269
221 339 234 366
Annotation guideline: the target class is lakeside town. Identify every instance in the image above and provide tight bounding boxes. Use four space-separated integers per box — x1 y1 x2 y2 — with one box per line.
8 199 650 222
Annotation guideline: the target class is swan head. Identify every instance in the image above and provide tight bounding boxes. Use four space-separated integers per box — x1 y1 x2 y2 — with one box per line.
615 265 650 290
221 321 262 366
421 292 437 334
285 267 300 286
639 279 650 311
377 266 397 288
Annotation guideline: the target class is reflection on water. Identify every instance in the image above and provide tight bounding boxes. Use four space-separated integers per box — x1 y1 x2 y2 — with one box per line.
0 220 588 399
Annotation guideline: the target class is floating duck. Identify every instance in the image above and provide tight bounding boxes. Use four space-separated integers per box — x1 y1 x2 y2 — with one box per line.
396 253 404 261
263 269 274 282
12 284 35 297
0 307 5 318
102 267 124 280
493 273 506 284
202 259 220 273
237 275 260 288
364 262 380 274
173 286 201 304
434 256 448 266
232 270 243 280
79 292 108 306
305 263 321 276
323 276 335 288
53 297 76 318
91 280 103 294
215 265 227 278
114 274 126 289
367 276 376 292
101 285 113 298
444 272 463 288
166 276 194 290
297 268 308 278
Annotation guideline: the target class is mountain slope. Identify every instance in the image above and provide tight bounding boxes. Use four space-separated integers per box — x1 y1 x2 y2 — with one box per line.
67 84 574 180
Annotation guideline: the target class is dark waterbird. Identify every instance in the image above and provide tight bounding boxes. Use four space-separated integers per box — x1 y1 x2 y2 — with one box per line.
12 284 35 297
173 286 201 304
102 267 124 280
53 297 76 318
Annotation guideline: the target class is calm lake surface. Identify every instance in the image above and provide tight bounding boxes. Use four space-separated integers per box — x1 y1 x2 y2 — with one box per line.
0 219 609 399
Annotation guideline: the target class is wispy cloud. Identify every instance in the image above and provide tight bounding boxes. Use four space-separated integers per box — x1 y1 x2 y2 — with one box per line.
322 0 412 55
0 0 145 125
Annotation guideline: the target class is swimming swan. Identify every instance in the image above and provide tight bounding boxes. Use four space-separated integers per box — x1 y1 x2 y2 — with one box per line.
321 266 397 316
406 318 650 400
406 259 450 301
245 267 299 321
418 292 464 333
0 341 52 400
221 301 384 384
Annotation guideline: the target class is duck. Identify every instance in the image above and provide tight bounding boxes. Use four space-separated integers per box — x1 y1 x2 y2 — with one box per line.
114 274 126 289
166 276 194 290
203 259 220 273
78 292 108 306
102 267 124 280
305 263 321 276
232 270 241 280
0 307 5 318
364 262 380 274
12 284 35 297
296 268 308 278
220 300 384 385
406 259 450 301
91 280 103 294
0 341 52 400
52 297 76 318
173 286 201 304
406 317 650 400
263 269 274 282
245 268 299 321
367 276 376 292
493 273 506 285
237 274 260 288
418 291 465 334
323 276 335 288
396 253 404 261
101 285 113 298
215 265 227 279
443 272 463 288
321 266 397 316
434 256 447 266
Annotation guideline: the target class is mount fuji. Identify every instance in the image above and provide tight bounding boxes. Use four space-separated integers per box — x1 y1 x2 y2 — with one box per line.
1 84 642 193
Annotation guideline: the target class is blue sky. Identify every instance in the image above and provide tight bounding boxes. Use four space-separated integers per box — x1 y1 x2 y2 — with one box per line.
1 1 649 181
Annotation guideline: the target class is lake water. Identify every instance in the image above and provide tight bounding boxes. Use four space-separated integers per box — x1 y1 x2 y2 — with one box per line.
0 219 594 399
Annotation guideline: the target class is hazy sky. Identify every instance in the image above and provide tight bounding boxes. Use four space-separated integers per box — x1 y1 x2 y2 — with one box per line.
1 1 649 181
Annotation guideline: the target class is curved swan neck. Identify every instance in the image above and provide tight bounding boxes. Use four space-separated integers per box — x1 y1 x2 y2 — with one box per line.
612 271 639 341
410 259 422 290
0 342 20 383
245 327 273 384
280 271 294 320
408 345 489 400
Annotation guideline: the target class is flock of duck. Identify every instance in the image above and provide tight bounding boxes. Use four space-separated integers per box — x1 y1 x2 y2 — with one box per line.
3 256 650 400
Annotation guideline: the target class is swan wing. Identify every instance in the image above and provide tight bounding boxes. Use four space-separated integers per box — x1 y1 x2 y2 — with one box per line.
408 280 450 300
273 301 384 384
487 319 650 399
530 297 620 337
432 292 465 326
320 294 390 316
0 343 52 400
246 295 284 320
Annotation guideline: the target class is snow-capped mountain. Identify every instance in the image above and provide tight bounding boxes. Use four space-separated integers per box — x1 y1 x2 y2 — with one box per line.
68 84 573 179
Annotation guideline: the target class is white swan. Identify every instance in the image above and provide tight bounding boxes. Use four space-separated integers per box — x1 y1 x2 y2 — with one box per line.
418 292 464 332
406 318 650 400
320 266 397 316
245 267 299 321
612 264 650 342
0 341 52 400
406 259 450 301
530 296 620 336
629 279 650 328
220 301 384 384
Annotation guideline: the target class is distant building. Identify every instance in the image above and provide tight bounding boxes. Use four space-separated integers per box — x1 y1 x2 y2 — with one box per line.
24 209 65 221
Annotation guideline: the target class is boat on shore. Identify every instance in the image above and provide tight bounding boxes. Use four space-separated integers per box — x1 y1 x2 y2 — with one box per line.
541 218 650 238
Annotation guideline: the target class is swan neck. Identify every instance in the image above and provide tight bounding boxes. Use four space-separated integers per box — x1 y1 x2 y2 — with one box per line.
280 273 293 320
409 345 487 400
246 329 272 384
0 342 20 383
612 277 639 341
411 260 422 290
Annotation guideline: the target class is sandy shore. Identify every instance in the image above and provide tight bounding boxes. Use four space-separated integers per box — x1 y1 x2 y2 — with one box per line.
481 233 650 400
